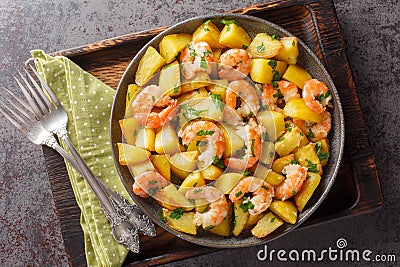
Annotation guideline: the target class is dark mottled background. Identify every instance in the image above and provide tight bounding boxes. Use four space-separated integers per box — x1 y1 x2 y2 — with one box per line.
0 0 398 266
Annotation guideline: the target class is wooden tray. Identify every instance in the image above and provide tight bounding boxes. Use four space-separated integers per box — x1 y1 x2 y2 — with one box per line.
43 0 383 265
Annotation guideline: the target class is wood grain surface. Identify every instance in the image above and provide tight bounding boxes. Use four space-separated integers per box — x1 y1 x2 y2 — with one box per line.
42 0 383 265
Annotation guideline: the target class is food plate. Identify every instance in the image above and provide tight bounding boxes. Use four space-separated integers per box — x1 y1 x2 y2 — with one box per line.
110 14 344 248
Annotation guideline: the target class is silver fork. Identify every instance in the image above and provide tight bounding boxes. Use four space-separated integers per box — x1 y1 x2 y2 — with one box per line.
1 67 156 253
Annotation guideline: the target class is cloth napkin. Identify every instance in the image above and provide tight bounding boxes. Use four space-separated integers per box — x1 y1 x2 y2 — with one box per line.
32 50 130 267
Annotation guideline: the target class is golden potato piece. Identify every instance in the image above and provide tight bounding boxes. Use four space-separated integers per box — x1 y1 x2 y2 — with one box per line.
259 141 275 166
265 170 285 186
150 154 171 181
125 83 139 118
159 33 192 63
163 209 197 235
159 61 181 96
117 143 150 166
247 33 283 58
271 154 294 174
251 212 284 238
249 59 287 84
282 64 312 89
154 124 180 155
214 172 243 194
135 46 165 86
119 117 140 146
316 139 330 167
294 172 321 212
294 143 322 175
245 213 264 229
135 127 156 152
177 87 208 105
169 151 200 179
178 171 205 194
274 37 299 65
207 79 229 102
257 110 286 141
158 184 194 211
275 127 303 157
219 21 251 49
128 159 154 177
193 20 226 49
233 199 250 236
283 98 322 124
200 164 223 181
269 200 298 224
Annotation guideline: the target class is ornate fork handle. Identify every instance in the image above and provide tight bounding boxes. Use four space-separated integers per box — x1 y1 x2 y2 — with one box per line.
44 130 156 252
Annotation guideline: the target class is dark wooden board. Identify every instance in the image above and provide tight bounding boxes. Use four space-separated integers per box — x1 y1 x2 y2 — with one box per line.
42 0 383 266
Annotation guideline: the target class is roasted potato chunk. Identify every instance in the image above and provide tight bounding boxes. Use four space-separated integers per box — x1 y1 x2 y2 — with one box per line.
274 37 299 65
214 172 243 194
269 200 298 224
294 143 323 175
284 98 322 124
119 117 140 146
271 154 294 174
159 33 192 63
117 143 150 166
251 212 284 238
294 172 321 212
219 21 251 49
249 59 287 84
193 20 225 49
247 33 284 58
233 199 250 236
135 46 165 86
282 64 312 89
163 209 197 235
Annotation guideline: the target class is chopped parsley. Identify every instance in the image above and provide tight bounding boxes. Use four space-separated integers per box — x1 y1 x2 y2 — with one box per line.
173 84 179 94
180 103 206 120
200 56 208 69
318 151 330 161
290 159 299 165
203 50 212 57
261 185 270 191
203 26 210 32
241 171 253 177
193 188 203 194
149 179 157 185
306 159 319 173
210 93 224 112
271 33 279 40
239 198 255 212
152 95 156 102
292 190 297 195
261 104 269 110
273 89 284 99
169 208 184 219
316 141 322 153
316 91 331 102
157 209 166 223
204 225 214 230
250 138 255 157
272 81 279 89
269 151 275 158
292 40 296 47
242 44 248 49
213 156 225 169
268 60 277 69
235 191 243 198
204 19 214 25
257 42 265 53
270 217 276 223
220 18 237 25
307 129 315 139
196 129 215 136
272 71 281 82
277 136 285 142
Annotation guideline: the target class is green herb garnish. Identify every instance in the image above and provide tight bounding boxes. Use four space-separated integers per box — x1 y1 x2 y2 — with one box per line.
251 138 255 156
196 140 207 147
307 129 315 139
220 18 237 25
318 151 330 161
290 160 299 165
235 191 243 198
157 209 166 222
292 190 297 195
212 156 225 169
180 104 207 120
270 217 276 223
204 225 214 230
197 129 215 136
271 34 279 40
239 198 255 212
200 56 208 69
257 42 265 53
316 91 331 102
149 179 157 185
169 208 184 219
210 93 224 112
261 185 270 191
193 188 203 194
148 187 159 196
273 89 284 99
242 44 248 49
306 159 319 173
292 40 296 47
173 84 179 94
268 60 277 69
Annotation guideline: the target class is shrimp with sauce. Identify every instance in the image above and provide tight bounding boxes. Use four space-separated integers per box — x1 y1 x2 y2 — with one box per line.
178 120 225 167
185 186 229 228
180 41 213 79
275 164 308 201
302 79 332 114
293 111 331 142
225 79 260 118
218 48 251 81
224 118 261 170
229 176 274 216
131 85 178 128
262 80 299 111
132 171 169 198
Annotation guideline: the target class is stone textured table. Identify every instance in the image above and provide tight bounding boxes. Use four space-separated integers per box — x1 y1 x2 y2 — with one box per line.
0 0 398 266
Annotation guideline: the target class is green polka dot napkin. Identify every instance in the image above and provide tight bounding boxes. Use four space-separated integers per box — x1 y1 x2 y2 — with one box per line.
32 50 129 267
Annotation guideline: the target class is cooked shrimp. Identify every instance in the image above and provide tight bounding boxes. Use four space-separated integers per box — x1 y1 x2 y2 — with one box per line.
262 81 299 111
132 171 169 198
131 85 178 128
218 48 251 81
229 176 274 216
178 120 225 167
180 41 213 79
225 80 260 118
293 111 331 142
302 79 332 114
185 186 229 228
275 164 307 201
224 118 261 170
